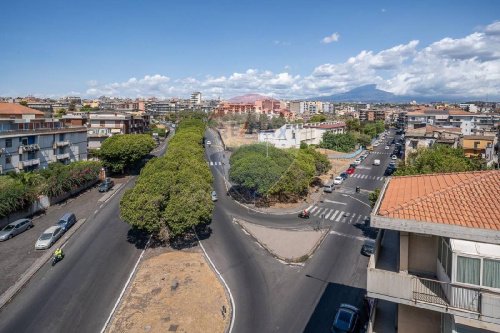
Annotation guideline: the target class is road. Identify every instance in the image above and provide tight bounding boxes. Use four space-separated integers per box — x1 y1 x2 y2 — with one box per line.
203 128 399 332
0 136 170 333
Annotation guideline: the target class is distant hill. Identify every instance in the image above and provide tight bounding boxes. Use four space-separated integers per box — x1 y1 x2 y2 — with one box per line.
227 93 276 103
308 84 494 103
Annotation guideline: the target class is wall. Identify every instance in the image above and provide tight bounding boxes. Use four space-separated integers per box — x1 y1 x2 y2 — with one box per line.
408 233 438 276
398 304 440 333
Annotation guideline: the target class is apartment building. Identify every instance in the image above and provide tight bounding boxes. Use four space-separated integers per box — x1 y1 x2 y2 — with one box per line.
367 171 500 333
258 121 346 148
190 92 202 106
0 103 87 174
359 109 390 122
461 135 497 166
404 125 462 161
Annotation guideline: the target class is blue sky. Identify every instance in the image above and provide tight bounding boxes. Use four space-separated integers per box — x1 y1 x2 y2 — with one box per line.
1 0 499 99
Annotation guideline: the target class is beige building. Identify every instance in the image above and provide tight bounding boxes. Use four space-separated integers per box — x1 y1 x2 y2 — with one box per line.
367 171 500 333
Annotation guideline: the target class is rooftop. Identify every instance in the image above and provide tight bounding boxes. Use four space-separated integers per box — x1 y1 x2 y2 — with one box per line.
0 103 45 116
374 171 500 241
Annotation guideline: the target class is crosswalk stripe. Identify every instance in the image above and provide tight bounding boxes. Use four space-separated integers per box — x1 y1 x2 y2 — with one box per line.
210 161 214 165
350 213 357 223
310 206 318 213
313 208 323 216
324 209 333 219
329 210 339 221
335 211 344 222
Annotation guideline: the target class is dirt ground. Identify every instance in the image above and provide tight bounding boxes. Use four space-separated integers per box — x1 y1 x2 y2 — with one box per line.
218 123 258 148
107 248 230 333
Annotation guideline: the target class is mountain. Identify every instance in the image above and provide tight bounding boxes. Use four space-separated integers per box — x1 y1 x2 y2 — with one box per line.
227 93 276 103
309 84 489 103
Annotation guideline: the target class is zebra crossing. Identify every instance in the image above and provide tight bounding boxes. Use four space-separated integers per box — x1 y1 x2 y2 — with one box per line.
307 206 369 224
350 174 384 181
370 151 391 155
208 161 223 166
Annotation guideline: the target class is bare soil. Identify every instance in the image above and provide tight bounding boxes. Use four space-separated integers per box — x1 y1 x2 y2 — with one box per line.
107 248 230 333
218 123 258 148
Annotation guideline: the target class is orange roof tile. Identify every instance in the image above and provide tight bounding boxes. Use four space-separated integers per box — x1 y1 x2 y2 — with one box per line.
377 170 500 231
0 102 45 115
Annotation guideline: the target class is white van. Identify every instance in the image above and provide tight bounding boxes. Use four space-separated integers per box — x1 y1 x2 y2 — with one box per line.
373 159 381 166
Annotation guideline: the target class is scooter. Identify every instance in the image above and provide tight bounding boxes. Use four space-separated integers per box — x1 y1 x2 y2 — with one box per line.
298 211 310 219
52 253 64 266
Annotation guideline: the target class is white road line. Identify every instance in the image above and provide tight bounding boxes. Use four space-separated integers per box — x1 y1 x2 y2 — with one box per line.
324 199 347 205
313 208 323 216
324 209 333 219
329 210 339 221
349 213 357 223
310 206 318 213
210 161 214 166
335 211 344 222
306 205 314 211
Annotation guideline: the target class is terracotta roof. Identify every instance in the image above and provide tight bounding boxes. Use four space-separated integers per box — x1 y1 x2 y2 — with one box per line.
377 170 500 231
0 103 45 115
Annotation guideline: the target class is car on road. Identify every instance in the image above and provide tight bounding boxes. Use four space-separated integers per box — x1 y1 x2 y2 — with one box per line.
391 155 397 160
385 145 390 150
206 140 211 145
384 167 396 176
389 161 396 167
340 172 349 180
57 213 77 232
353 158 362 165
324 184 334 193
331 303 359 332
346 167 355 175
333 176 344 185
373 159 380 166
0 218 33 241
211 191 218 201
35 226 64 250
372 142 379 147
98 177 114 192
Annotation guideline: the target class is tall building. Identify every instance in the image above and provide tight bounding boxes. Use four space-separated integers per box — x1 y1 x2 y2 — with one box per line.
0 103 87 174
367 171 500 333
191 92 202 106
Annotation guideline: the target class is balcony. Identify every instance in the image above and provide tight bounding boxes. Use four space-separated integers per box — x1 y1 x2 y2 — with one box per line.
0 148 4 156
53 140 70 149
56 152 70 160
367 232 500 326
18 158 40 169
18 144 40 154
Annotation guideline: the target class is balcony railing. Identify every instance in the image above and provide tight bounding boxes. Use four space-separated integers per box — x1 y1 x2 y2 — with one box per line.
18 144 40 154
18 158 40 169
56 153 70 160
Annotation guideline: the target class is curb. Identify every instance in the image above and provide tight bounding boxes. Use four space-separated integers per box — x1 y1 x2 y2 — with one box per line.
0 217 87 310
233 218 329 266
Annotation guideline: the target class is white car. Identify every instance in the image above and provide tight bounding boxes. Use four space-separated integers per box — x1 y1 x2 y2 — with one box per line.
211 190 218 201
353 158 362 165
385 145 390 150
35 226 64 250
206 140 211 145
373 159 381 166
333 176 344 185
373 142 379 147
391 155 397 160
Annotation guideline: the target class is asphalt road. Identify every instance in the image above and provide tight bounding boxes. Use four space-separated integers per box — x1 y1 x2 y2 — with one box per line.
203 128 398 333
0 136 171 333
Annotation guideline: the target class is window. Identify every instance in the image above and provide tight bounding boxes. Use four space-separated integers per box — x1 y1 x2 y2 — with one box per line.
59 133 65 141
5 138 12 148
20 137 28 145
457 256 480 286
27 151 36 160
6 156 11 164
483 259 500 289
438 237 452 278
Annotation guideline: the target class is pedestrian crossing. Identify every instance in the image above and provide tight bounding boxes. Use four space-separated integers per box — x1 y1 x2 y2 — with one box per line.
350 174 384 181
208 161 223 166
370 151 391 155
307 206 369 224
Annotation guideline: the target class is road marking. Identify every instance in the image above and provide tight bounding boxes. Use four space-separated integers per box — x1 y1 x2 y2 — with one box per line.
329 230 369 241
310 206 318 213
306 205 314 211
209 161 214 166
324 209 333 219
313 208 324 216
335 211 344 222
329 210 339 221
324 199 347 205
349 213 357 223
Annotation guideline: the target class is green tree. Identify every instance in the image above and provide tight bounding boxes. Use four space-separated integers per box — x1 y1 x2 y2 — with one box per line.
309 114 327 123
369 188 381 208
19 101 28 106
357 133 372 147
245 112 259 134
99 134 156 173
270 116 286 129
395 145 483 176
374 121 385 134
258 113 269 130
346 118 361 132
319 132 357 152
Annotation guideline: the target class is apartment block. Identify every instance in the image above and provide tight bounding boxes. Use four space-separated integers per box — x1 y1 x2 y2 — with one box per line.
367 171 500 333
0 103 87 174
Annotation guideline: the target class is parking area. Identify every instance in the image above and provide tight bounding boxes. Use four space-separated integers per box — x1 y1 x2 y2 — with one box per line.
0 177 127 296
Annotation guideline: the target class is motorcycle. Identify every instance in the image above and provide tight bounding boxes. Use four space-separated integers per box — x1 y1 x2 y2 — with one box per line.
52 253 64 266
298 211 310 219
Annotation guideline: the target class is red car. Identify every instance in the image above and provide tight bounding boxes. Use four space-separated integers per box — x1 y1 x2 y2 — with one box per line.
346 167 355 175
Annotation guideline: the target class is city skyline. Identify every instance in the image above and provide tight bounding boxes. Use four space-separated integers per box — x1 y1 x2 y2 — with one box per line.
1 1 499 99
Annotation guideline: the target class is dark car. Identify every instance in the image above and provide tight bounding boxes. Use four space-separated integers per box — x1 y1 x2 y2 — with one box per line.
340 172 349 180
331 304 359 332
349 163 357 169
98 178 114 192
384 167 396 176
57 213 77 232
361 240 375 256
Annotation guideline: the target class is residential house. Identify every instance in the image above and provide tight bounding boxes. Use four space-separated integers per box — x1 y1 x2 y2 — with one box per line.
367 171 500 333
461 135 497 166
404 125 462 161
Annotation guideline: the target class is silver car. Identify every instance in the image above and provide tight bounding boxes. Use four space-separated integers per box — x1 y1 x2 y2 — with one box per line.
0 219 33 241
35 226 64 250
211 191 218 202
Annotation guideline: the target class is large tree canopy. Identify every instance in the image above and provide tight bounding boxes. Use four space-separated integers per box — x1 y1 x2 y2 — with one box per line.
99 134 155 173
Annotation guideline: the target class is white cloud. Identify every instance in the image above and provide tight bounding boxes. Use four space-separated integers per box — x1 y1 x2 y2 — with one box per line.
85 21 500 99
321 32 340 44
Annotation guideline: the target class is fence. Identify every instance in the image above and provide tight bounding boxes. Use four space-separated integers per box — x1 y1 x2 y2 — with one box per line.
328 147 363 159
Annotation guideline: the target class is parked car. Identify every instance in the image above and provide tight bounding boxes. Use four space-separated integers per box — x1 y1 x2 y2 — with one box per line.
0 218 33 241
57 213 77 232
353 158 362 165
391 155 397 160
346 167 355 175
349 163 357 169
324 184 334 193
98 177 114 192
333 176 344 185
372 142 379 147
384 145 390 150
35 226 64 250
384 167 396 176
206 140 211 145
211 190 218 201
373 159 381 166
340 172 349 180
331 304 359 332
389 161 396 167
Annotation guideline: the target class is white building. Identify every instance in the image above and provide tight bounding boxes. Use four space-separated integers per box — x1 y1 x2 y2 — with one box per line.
258 122 346 149
190 92 202 106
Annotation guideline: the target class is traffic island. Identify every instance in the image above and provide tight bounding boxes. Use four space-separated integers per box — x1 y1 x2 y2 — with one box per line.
235 218 329 264
106 248 230 333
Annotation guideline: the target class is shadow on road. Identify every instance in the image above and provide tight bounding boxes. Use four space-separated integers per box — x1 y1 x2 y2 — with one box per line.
352 221 379 239
126 228 150 249
303 281 369 333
